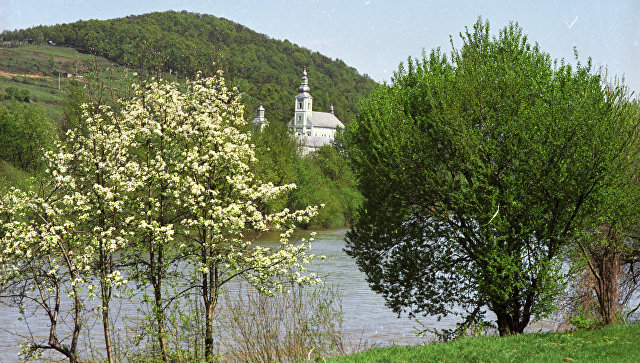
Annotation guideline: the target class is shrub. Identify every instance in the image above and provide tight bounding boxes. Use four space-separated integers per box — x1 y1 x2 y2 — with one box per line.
220 283 345 362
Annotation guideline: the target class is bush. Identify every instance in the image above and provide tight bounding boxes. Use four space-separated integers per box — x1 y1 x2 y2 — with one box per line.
3 87 31 102
220 283 345 362
0 102 56 170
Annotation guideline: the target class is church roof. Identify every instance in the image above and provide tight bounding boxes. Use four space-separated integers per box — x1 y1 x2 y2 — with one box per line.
298 67 311 93
309 111 344 129
296 92 312 99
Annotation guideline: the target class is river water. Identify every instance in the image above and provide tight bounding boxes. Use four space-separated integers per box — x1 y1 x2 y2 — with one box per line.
0 228 558 360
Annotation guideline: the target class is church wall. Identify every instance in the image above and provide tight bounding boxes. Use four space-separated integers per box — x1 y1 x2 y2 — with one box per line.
311 126 337 138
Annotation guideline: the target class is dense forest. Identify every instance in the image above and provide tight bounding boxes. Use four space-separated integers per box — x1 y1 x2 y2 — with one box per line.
1 10 378 124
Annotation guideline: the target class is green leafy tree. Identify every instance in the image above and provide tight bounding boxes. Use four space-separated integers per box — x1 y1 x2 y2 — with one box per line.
307 145 362 226
0 102 55 171
48 54 56 71
62 81 89 135
344 20 640 337
251 121 298 213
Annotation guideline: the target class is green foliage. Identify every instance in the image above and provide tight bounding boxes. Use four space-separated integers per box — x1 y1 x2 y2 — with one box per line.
291 158 344 228
62 81 88 134
0 102 56 171
47 54 56 70
0 160 35 191
306 146 363 226
2 11 377 125
251 121 298 213
570 304 605 330
344 19 640 336
251 125 363 229
3 86 31 102
328 324 640 362
289 147 362 229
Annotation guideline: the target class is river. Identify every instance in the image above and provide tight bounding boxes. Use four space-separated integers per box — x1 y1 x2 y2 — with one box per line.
0 228 558 361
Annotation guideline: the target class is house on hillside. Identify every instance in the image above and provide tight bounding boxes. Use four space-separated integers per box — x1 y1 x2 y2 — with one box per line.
252 68 344 154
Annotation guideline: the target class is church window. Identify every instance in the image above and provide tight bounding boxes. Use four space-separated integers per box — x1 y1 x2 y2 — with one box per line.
298 115 301 122
307 131 311 136
298 102 302 109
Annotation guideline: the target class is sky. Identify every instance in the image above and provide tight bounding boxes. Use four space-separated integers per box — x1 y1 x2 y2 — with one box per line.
1 0 639 94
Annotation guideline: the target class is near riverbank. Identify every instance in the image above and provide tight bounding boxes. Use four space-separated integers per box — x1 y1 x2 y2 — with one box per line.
327 323 640 362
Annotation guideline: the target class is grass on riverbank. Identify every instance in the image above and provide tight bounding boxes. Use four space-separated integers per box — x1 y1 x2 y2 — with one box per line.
327 323 640 362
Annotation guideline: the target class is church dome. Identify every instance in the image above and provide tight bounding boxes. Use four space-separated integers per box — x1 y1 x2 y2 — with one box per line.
298 67 310 93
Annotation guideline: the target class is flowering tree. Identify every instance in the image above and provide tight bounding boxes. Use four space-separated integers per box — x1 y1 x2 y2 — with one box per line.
172 75 319 360
0 185 85 362
1 72 319 362
117 80 190 361
62 106 133 363
0 110 132 362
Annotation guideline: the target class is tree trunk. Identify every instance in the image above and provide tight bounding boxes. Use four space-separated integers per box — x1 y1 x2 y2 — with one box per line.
495 305 531 336
152 249 170 361
593 249 620 325
101 282 114 363
204 296 215 362
203 254 219 362
46 278 82 363
578 224 622 326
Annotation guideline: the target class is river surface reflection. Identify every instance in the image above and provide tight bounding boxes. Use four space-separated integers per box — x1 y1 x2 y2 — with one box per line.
0 228 557 360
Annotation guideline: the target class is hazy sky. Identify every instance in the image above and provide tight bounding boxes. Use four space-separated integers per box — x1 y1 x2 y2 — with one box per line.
1 1 639 94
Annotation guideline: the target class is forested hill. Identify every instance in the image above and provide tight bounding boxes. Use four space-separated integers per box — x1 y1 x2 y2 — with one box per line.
1 10 378 123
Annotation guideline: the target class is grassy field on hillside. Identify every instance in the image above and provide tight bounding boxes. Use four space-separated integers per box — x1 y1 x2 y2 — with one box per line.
0 45 132 122
327 324 640 362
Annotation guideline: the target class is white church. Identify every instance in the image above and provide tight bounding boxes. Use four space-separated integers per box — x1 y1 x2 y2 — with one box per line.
253 68 344 154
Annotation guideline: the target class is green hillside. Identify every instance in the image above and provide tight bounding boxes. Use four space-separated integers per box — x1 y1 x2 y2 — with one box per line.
0 44 132 122
1 10 378 124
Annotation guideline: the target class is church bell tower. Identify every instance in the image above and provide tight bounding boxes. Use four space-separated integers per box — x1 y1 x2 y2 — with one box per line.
294 67 313 135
